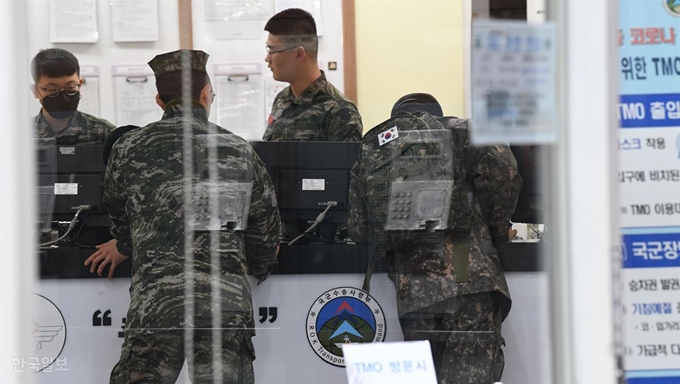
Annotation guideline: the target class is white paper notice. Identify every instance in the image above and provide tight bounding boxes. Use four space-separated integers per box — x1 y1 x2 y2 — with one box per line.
470 20 557 144
275 0 323 35
114 73 159 127
111 0 159 42
205 0 274 21
621 266 680 371
343 341 438 384
618 128 680 228
215 74 265 141
214 20 261 40
302 179 325 191
54 183 78 195
49 0 99 43
78 77 100 117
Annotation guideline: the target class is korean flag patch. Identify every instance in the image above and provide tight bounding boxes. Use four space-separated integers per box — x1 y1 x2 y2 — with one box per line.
378 126 399 146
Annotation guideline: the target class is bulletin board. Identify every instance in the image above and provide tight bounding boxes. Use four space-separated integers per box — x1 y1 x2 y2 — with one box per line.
26 0 358 135
26 0 182 126
191 0 357 138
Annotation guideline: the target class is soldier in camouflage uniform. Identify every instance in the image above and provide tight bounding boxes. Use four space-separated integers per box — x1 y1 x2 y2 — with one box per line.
105 50 281 384
348 93 522 384
31 48 114 145
32 48 116 254
262 8 362 142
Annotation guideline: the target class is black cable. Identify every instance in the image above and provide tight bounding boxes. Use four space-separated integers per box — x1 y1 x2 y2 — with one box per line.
37 205 91 247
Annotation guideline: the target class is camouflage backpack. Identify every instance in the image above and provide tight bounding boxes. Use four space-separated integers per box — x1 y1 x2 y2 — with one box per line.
190 134 254 232
358 111 471 291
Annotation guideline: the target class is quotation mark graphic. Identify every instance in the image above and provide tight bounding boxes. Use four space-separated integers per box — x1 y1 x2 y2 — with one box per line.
92 310 112 326
258 307 278 323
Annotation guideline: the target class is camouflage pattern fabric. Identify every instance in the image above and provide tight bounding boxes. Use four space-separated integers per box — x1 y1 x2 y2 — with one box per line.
399 292 505 384
355 112 454 234
262 71 363 142
348 114 522 318
148 49 210 77
34 110 115 145
110 329 255 384
104 102 280 360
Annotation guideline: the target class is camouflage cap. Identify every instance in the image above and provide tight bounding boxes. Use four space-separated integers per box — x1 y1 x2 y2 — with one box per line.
391 93 443 118
148 49 209 78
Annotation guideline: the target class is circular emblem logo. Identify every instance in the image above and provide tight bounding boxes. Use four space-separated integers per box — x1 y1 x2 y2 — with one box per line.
665 0 680 16
306 287 386 367
32 294 66 371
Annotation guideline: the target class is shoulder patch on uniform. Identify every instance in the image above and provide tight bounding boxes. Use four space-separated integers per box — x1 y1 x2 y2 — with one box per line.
378 126 399 146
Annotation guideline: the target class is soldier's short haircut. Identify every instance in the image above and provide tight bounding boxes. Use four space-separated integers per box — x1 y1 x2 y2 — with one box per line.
155 71 211 104
264 8 318 53
31 48 80 82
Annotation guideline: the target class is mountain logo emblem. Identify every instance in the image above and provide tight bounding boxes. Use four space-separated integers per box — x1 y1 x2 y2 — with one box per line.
665 0 680 16
305 287 386 367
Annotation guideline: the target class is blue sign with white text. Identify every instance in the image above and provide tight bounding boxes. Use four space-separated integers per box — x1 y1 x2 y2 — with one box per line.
619 94 680 128
623 233 680 268
620 1 680 380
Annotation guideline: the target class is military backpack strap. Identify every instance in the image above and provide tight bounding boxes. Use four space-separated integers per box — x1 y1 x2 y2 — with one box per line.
362 222 385 293
451 212 472 283
361 243 377 293
452 232 470 283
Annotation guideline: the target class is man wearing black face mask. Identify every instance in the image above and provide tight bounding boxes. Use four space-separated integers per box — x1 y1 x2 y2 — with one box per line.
32 48 120 276
31 48 114 145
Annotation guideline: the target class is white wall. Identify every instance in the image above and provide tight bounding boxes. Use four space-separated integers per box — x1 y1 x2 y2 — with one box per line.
26 0 347 137
33 273 550 384
26 0 181 125
1 0 37 382
191 0 347 139
191 0 345 91
563 0 619 380
527 0 546 23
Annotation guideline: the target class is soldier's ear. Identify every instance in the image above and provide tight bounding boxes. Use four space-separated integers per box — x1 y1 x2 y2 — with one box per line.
155 94 166 110
30 84 39 99
199 84 212 109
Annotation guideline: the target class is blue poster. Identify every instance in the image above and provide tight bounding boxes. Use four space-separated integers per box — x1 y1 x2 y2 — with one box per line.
619 1 680 382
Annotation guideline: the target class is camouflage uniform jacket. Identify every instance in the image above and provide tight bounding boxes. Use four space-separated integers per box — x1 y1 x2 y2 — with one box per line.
103 102 281 337
262 71 363 142
34 110 115 145
348 116 522 319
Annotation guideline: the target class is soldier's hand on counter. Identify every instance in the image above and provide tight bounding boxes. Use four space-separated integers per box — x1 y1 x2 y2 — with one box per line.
84 239 130 279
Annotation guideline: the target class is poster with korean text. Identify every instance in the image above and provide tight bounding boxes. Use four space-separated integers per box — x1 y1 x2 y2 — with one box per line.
618 1 680 383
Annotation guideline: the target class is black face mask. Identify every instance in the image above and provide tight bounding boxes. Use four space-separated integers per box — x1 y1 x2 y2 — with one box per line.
42 92 80 119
